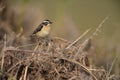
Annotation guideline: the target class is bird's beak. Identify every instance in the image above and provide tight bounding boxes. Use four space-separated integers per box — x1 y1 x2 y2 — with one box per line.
50 21 53 24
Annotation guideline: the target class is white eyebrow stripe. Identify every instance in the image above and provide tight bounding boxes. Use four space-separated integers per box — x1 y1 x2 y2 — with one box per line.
43 21 49 23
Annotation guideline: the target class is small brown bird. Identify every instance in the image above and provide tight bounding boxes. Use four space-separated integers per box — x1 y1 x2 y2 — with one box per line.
32 19 52 38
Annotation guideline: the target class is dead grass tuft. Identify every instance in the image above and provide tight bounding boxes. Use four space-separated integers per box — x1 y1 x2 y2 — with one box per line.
0 35 119 80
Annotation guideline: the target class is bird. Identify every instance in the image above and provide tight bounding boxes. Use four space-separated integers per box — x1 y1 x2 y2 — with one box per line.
32 19 52 38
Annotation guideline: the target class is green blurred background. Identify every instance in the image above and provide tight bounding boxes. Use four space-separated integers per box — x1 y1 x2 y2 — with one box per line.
10 0 120 74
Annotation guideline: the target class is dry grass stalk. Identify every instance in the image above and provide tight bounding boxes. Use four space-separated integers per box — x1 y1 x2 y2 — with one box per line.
23 65 29 80
75 38 91 57
32 43 39 56
0 34 6 71
91 15 110 38
65 28 91 49
106 57 117 80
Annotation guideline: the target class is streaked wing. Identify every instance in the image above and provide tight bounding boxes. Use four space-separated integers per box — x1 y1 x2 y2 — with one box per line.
32 24 43 34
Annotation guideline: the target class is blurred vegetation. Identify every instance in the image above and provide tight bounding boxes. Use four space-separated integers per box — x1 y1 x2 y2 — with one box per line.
4 0 120 74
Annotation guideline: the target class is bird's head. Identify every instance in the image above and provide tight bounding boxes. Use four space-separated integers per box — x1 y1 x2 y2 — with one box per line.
42 19 52 26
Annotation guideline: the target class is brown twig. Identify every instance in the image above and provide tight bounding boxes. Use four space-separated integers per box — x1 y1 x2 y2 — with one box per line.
23 65 29 80
32 43 39 56
6 48 35 53
69 76 77 80
23 61 33 80
1 34 7 71
6 55 33 74
16 43 38 49
61 57 98 80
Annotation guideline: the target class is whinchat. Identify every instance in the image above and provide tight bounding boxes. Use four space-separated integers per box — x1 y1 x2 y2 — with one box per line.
32 19 52 38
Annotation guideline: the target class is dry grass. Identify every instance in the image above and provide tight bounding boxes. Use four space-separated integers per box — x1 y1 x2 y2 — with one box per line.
0 36 100 80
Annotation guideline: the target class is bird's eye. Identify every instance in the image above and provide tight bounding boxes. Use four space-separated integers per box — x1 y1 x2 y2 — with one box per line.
43 22 48 26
